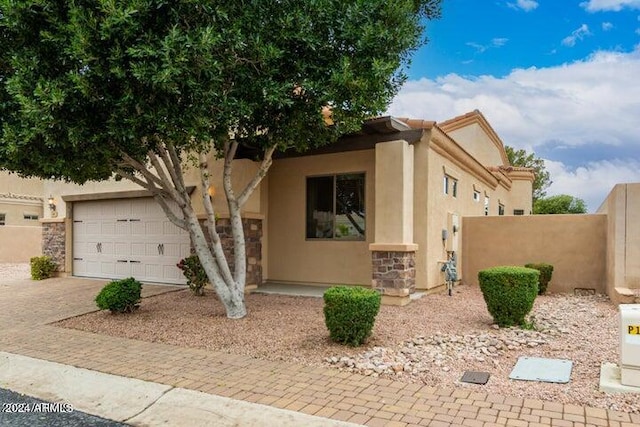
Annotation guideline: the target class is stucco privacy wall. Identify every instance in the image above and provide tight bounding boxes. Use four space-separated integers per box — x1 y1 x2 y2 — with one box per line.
462 215 607 294
597 183 640 302
0 226 42 262
267 150 375 286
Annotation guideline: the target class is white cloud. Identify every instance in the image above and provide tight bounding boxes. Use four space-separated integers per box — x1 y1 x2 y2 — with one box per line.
562 24 592 47
466 38 509 53
581 0 640 12
602 21 614 31
508 0 539 11
387 46 640 211
545 159 640 211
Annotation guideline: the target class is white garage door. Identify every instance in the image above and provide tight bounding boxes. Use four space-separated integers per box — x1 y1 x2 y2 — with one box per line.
73 198 190 284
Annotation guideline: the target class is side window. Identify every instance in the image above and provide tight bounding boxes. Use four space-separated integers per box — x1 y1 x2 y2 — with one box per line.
513 209 525 216
498 204 505 216
23 213 39 220
444 175 458 197
0 213 5 226
484 196 490 216
307 173 365 240
473 190 480 202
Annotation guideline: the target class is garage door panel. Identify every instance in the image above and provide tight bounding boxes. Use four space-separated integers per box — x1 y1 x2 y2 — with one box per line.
85 221 101 235
130 221 145 235
73 198 189 285
115 220 130 235
115 260 131 277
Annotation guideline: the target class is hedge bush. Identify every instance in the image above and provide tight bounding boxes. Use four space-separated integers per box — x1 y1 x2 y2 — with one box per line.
177 255 208 296
524 263 554 294
323 286 381 346
30 256 57 280
95 277 142 313
478 266 539 327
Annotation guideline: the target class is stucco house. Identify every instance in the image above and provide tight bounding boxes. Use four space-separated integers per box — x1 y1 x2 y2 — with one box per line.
0 171 43 262
33 109 533 305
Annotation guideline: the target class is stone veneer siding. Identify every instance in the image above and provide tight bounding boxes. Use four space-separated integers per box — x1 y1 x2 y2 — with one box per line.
372 251 416 294
200 218 263 287
42 222 65 272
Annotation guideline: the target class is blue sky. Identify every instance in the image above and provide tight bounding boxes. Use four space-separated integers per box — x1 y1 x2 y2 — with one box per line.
387 0 640 211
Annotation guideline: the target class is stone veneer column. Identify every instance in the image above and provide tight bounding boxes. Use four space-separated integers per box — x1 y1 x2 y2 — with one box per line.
370 139 418 306
372 250 416 297
41 219 66 272
199 217 262 290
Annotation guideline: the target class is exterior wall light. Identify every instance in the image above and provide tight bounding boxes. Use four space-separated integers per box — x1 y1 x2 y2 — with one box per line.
48 195 58 217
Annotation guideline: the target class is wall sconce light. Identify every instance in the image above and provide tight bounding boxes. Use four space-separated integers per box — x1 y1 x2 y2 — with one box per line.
48 195 58 218
207 185 216 198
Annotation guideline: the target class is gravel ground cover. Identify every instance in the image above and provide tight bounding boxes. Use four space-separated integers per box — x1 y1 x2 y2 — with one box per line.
56 283 638 413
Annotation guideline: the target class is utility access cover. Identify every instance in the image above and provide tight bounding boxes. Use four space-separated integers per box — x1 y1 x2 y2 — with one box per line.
460 371 490 385
509 357 573 384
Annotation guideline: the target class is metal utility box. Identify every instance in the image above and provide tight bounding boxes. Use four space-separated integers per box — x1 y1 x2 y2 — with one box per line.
620 304 640 387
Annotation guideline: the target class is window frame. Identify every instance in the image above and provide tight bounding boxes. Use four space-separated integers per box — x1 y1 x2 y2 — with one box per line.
306 172 366 241
444 174 458 197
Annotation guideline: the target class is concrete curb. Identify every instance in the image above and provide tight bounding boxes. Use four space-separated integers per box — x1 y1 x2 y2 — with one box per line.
0 352 361 426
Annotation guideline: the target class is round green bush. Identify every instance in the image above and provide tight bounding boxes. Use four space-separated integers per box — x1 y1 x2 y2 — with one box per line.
478 266 539 327
30 255 57 280
524 263 554 294
95 277 142 313
323 286 381 346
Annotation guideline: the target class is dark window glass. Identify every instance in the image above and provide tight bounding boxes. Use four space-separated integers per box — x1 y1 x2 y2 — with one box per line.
514 209 525 216
306 174 365 240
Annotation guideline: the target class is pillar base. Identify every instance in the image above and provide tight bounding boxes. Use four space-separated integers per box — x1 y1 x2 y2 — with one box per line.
381 294 411 306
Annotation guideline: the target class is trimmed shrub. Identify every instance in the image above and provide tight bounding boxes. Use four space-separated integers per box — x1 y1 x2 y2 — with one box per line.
478 266 539 327
524 263 554 294
30 256 57 280
95 277 142 313
177 255 208 296
323 286 381 346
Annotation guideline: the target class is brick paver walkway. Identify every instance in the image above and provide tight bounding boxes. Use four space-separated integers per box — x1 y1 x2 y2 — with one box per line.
1 278 637 427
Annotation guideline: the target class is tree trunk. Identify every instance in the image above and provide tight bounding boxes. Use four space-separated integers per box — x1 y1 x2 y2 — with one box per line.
118 141 275 319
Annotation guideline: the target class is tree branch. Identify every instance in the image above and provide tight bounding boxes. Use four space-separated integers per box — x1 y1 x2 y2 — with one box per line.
237 145 276 207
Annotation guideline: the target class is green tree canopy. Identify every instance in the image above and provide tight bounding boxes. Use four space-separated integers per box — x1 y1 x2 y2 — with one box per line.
533 194 587 214
0 0 441 318
505 146 551 202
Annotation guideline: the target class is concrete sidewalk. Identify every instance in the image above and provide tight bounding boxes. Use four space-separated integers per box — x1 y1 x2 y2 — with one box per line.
0 352 357 426
0 277 638 426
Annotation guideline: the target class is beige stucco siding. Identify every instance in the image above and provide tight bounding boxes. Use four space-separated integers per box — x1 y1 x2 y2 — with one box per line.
445 123 505 167
0 171 43 196
43 154 263 219
0 225 42 262
267 150 375 286
462 215 607 294
598 183 640 299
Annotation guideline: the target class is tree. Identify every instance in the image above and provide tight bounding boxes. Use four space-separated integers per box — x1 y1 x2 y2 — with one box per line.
533 195 587 215
0 1 441 318
505 146 551 202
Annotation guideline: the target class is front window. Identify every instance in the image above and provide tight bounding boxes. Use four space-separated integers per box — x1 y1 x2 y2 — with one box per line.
23 213 39 220
306 173 365 240
498 204 505 216
0 213 5 226
514 209 525 216
473 190 480 202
